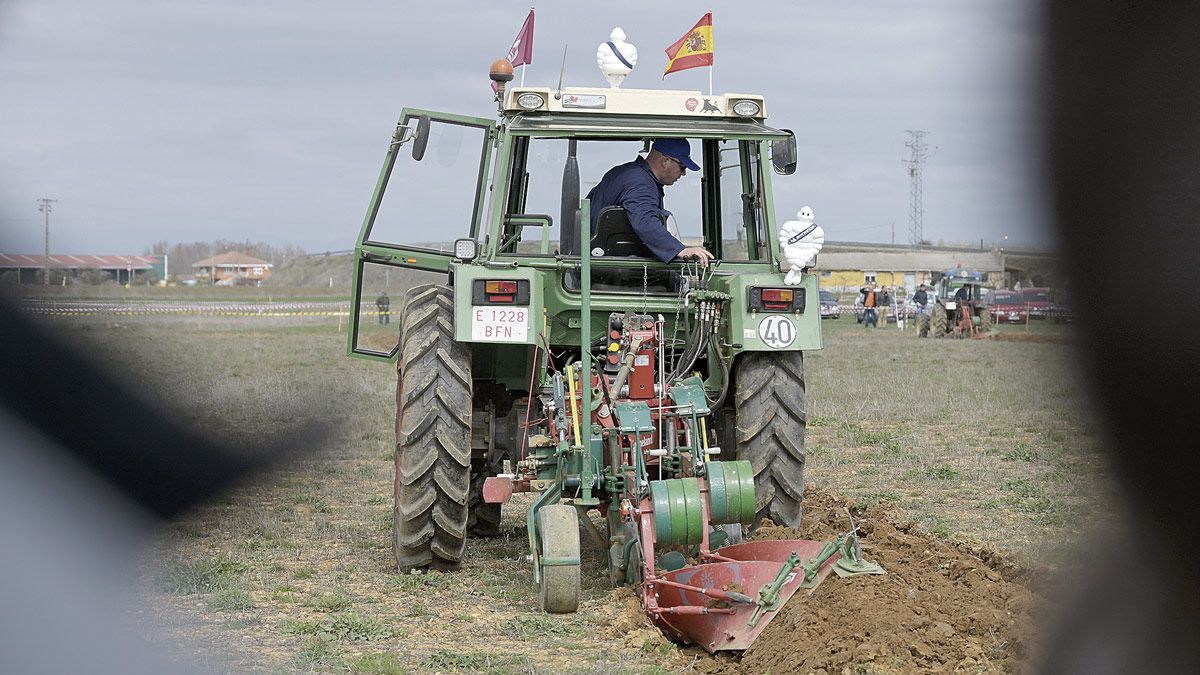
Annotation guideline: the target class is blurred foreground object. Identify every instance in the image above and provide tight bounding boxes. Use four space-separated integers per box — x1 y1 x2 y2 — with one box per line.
1036 2 1200 672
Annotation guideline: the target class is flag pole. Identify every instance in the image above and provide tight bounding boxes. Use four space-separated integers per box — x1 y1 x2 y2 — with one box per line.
521 5 534 86
708 9 714 96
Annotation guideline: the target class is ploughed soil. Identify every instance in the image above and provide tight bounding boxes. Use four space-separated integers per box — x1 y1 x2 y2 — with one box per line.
986 332 1072 344
688 487 1037 674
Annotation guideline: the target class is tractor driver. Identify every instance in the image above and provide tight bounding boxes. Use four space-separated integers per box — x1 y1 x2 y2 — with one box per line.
586 138 716 267
953 284 971 324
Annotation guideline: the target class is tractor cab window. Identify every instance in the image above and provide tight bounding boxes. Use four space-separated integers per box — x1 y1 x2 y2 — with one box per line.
364 115 492 254
499 136 770 294
500 138 703 258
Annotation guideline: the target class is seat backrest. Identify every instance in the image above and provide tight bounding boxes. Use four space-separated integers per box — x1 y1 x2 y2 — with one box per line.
590 206 654 258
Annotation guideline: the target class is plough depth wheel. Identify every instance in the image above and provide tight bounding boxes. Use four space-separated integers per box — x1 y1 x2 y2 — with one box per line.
536 504 581 613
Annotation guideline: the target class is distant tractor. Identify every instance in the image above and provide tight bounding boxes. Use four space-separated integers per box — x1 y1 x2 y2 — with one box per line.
931 269 992 337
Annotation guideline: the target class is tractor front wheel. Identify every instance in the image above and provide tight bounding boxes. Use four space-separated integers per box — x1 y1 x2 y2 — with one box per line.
732 351 807 529
393 285 472 572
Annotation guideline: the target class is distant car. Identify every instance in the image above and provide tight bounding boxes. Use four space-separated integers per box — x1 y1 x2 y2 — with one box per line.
986 289 1028 324
819 290 841 319
1020 287 1052 319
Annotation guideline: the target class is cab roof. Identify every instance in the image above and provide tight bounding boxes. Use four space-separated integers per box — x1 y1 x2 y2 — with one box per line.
506 112 791 139
504 86 769 120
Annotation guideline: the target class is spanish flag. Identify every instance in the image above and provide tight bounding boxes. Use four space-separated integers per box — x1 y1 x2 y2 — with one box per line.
663 12 714 77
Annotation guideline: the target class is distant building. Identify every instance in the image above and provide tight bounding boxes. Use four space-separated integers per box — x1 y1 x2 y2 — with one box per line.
813 242 1009 296
0 253 163 284
192 252 273 286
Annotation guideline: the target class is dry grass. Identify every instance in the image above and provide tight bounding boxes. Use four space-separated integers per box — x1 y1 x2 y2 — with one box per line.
38 308 1112 672
806 317 1112 564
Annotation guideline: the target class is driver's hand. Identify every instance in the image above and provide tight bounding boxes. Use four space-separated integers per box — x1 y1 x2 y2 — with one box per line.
677 246 715 267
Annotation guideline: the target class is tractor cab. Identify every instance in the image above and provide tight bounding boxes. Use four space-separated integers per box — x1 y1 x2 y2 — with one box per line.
347 76 810 362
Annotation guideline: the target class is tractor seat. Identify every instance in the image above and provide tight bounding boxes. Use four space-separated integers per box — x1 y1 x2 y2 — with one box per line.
590 206 655 259
561 206 675 292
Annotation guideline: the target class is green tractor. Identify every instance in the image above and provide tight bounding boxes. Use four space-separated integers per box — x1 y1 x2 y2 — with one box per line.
930 269 992 337
345 50 864 651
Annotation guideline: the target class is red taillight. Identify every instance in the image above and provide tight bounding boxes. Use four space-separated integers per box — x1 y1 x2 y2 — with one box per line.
749 286 803 313
485 280 518 294
484 280 517 303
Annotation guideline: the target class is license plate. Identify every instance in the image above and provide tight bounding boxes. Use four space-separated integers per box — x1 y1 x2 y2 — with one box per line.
471 306 529 342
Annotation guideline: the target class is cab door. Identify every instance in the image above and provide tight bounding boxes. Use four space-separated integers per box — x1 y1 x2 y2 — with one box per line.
349 109 496 360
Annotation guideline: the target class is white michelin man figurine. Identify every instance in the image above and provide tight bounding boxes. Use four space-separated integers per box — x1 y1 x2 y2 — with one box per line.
778 206 825 285
596 28 638 88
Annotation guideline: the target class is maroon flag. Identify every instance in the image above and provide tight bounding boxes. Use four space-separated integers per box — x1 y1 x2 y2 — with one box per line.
506 9 535 68
493 9 535 93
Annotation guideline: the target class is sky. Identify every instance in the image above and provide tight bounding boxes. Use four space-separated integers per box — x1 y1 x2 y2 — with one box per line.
0 0 1053 256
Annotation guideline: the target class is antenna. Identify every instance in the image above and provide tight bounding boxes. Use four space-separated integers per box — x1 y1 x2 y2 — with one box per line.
902 130 929 245
554 44 568 99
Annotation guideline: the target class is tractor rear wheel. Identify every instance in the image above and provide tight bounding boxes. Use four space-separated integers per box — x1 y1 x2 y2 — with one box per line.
979 308 993 332
393 285 472 572
536 504 581 613
917 313 931 337
932 305 948 336
731 351 806 529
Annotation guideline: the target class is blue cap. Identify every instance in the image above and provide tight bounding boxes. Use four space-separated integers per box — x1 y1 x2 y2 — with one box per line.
652 138 700 172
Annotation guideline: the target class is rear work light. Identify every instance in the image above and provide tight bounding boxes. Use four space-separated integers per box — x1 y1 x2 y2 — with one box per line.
749 286 805 313
472 279 531 306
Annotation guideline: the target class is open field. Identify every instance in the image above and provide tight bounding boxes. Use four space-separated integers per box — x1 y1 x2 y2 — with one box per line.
34 306 1113 673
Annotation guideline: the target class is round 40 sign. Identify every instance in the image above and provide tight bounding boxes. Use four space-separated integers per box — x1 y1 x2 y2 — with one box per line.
757 315 796 349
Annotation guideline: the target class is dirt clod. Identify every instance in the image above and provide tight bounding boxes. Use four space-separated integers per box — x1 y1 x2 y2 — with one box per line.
711 487 1036 674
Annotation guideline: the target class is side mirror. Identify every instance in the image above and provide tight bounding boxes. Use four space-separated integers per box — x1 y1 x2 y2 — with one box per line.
771 130 797 175
412 115 431 161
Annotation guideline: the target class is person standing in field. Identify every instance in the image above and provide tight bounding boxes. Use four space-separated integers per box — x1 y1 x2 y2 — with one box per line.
879 286 892 327
860 285 878 328
913 284 931 337
376 292 390 325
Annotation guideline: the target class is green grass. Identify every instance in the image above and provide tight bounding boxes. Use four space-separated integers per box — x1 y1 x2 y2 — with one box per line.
207 588 255 612
283 614 393 642
924 464 961 480
157 555 246 594
421 650 533 673
387 569 454 592
503 614 585 640
345 652 410 674
292 635 341 671
291 493 332 513
306 589 354 613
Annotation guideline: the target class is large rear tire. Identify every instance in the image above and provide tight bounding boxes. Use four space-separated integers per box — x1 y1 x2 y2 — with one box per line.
731 351 806 529
393 285 472 572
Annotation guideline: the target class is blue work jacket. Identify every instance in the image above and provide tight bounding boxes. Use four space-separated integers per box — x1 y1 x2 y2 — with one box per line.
585 156 686 263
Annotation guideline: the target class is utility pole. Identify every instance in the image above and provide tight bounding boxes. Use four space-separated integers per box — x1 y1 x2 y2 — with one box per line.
902 131 929 245
37 198 56 285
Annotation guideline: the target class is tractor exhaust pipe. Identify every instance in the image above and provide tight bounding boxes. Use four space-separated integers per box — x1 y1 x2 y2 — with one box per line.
560 139 580 255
